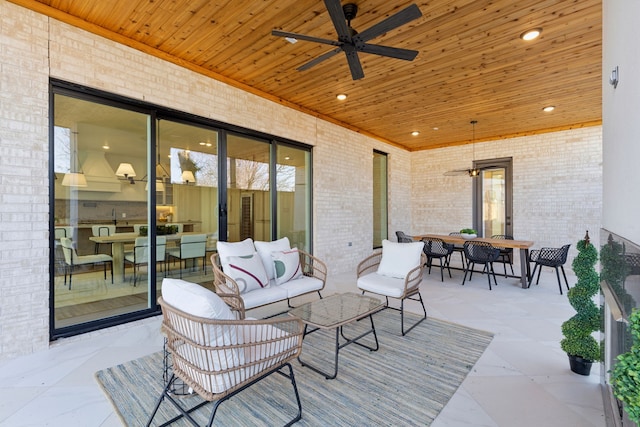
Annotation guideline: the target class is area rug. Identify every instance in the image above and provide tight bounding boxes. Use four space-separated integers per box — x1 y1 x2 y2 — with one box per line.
95 310 493 426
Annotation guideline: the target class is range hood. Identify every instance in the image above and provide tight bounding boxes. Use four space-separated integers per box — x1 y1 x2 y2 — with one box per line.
79 151 121 192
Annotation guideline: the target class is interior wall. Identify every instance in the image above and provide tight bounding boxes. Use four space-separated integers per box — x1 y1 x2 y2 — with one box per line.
602 0 640 246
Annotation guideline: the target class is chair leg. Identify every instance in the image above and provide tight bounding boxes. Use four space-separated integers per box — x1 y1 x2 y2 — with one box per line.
554 266 564 295
401 292 427 336
527 264 539 288
438 257 444 282
560 266 570 291
535 264 543 285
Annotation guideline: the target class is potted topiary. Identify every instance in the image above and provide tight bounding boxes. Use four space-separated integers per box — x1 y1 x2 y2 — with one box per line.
560 231 602 375
611 308 640 424
460 228 477 240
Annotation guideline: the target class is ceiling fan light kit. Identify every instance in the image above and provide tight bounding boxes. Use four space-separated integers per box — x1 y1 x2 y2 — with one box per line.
272 0 422 80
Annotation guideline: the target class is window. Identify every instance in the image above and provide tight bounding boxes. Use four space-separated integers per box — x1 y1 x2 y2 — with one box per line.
373 150 388 248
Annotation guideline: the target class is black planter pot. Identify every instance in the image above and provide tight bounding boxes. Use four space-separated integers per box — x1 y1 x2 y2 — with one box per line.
568 354 593 376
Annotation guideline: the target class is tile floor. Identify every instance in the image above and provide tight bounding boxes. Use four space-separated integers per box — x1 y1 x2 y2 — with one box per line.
0 265 606 427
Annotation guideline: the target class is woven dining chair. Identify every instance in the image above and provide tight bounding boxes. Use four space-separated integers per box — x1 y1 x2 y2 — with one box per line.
448 232 466 267
462 241 501 290
528 244 571 294
422 237 454 281
395 231 414 243
491 234 515 277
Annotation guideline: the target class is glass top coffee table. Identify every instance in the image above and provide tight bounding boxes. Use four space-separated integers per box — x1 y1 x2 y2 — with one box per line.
288 292 384 379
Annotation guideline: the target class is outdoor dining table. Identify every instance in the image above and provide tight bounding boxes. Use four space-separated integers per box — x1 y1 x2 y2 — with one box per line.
89 231 202 280
415 234 535 288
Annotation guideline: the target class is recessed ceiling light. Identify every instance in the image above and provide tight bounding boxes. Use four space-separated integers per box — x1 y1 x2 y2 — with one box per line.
520 28 542 41
102 144 110 150
284 156 291 160
336 94 347 101
542 105 555 112
199 141 206 145
411 131 420 136
433 127 439 131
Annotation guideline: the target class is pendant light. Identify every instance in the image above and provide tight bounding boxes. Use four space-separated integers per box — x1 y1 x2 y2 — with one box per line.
61 131 87 187
468 120 480 177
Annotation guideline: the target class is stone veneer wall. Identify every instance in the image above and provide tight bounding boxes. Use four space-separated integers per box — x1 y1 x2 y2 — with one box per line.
0 2 601 360
410 126 603 266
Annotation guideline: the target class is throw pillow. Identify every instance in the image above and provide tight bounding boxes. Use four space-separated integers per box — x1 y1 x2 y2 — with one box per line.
272 248 303 285
377 239 424 279
216 238 255 274
226 252 269 293
254 237 291 280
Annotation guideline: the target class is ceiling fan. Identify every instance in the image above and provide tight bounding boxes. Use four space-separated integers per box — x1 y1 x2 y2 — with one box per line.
272 0 422 80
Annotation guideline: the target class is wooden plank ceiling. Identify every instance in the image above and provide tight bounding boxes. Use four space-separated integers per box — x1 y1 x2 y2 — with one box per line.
12 0 602 151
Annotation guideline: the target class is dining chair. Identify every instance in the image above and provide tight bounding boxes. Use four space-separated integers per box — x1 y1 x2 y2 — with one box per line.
395 231 414 243
91 224 116 254
491 234 515 277
448 232 466 267
167 233 207 278
422 237 454 281
528 244 571 294
123 236 167 285
462 241 501 290
59 237 113 289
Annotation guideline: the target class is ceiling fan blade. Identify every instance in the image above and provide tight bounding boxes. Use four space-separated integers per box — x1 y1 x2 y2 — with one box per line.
359 43 419 61
444 169 471 176
272 29 341 47
344 50 364 80
297 48 342 71
354 4 422 44
324 0 351 41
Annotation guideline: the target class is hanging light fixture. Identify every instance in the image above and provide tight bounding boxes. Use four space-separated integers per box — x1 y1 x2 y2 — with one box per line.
468 120 480 177
181 170 195 184
115 162 137 184
61 131 87 187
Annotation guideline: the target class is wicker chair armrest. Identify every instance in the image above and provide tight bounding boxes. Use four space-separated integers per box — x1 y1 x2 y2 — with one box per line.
405 253 427 291
210 253 246 317
357 251 383 278
298 249 327 290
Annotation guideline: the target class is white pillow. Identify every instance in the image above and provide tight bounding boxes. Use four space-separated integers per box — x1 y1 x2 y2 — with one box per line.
216 238 255 273
254 237 291 280
161 278 234 320
272 248 303 285
377 239 424 279
226 253 269 293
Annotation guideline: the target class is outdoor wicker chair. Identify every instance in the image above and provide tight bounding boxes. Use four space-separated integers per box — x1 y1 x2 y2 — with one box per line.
147 279 305 427
528 244 571 294
422 237 454 281
461 241 501 290
491 234 515 277
357 240 427 335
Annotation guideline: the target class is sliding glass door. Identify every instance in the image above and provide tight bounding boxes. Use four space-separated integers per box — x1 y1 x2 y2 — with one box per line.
473 157 513 238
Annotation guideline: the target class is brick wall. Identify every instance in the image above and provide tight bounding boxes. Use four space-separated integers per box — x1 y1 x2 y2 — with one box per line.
0 2 602 360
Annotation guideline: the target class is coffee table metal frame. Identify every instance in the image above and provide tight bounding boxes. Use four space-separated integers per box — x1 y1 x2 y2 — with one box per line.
288 292 383 379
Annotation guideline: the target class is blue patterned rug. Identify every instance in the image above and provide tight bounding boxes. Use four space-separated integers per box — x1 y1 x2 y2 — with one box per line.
95 310 493 426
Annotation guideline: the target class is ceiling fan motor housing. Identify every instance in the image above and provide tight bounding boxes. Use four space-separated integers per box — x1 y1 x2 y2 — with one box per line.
343 3 358 21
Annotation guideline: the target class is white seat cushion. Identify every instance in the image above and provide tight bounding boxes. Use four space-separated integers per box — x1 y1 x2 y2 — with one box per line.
241 286 289 310
357 272 405 298
254 237 291 280
279 276 323 298
377 239 424 279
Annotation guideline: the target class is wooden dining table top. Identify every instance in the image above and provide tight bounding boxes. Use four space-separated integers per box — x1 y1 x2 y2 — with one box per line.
88 231 206 243
414 234 534 249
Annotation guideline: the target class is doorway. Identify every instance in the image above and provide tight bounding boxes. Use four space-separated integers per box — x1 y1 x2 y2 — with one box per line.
473 157 513 238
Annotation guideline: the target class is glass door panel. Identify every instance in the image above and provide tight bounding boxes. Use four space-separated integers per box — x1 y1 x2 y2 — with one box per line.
226 134 271 242
277 144 311 251
473 158 512 238
52 94 149 330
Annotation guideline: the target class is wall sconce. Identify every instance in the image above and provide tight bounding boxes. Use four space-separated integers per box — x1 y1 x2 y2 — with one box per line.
116 162 137 184
181 170 195 184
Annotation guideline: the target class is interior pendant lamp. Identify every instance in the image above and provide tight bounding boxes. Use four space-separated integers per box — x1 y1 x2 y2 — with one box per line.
468 120 480 177
61 131 87 187
116 162 137 184
181 170 196 184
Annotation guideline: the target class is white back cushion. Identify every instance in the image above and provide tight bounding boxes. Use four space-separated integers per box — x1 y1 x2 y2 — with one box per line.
216 238 255 273
161 278 234 320
377 239 424 279
254 237 291 280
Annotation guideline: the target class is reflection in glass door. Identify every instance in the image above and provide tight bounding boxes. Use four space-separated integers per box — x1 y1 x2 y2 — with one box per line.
473 158 512 238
